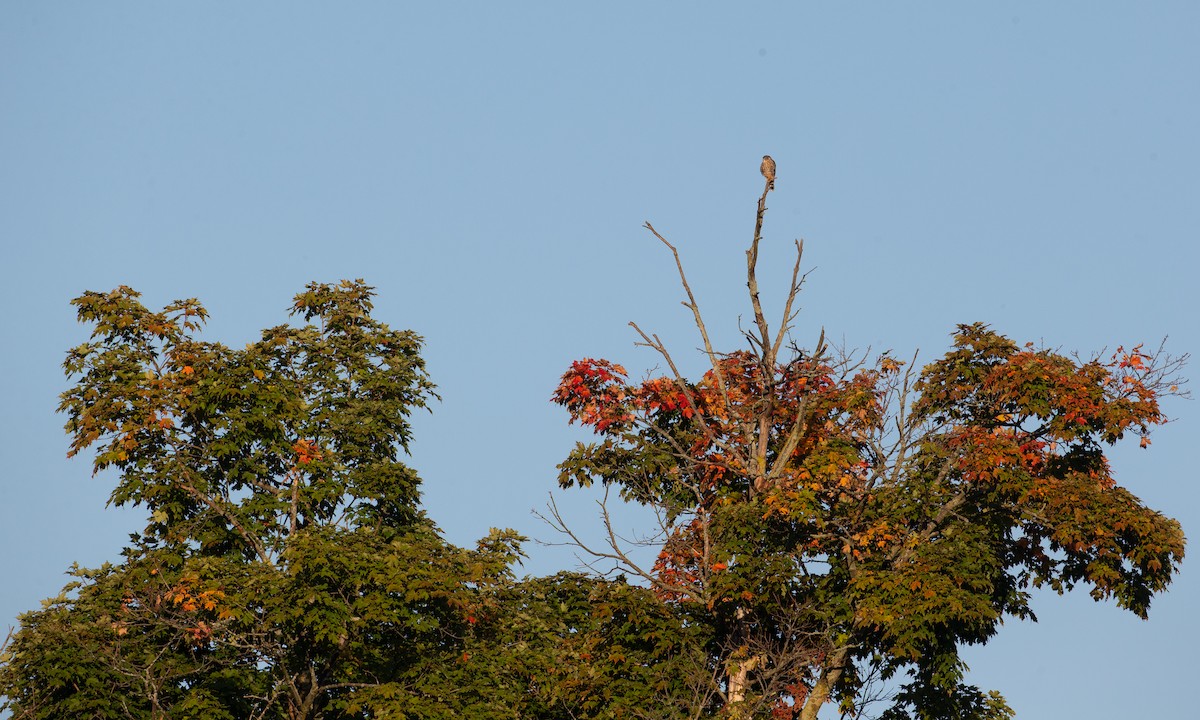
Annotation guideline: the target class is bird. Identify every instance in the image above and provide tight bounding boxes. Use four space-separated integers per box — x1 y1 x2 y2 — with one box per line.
760 155 776 191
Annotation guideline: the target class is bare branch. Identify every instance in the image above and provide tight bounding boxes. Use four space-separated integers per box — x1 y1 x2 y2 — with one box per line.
643 222 729 399
746 182 774 365
769 239 808 363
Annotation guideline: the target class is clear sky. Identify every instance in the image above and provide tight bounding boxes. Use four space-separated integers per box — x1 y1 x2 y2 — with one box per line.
2 3 1196 718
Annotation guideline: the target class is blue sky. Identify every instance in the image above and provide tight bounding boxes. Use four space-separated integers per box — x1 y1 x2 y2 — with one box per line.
2 3 1196 717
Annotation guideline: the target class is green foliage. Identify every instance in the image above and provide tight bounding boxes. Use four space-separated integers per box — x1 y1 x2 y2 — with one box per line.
0 281 525 720
0 261 1186 720
462 572 716 719
59 280 437 558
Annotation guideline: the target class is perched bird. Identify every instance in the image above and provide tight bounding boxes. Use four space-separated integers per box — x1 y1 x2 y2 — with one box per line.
760 155 776 191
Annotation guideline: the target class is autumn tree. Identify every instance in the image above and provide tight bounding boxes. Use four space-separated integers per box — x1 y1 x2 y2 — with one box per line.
549 168 1187 719
0 281 525 720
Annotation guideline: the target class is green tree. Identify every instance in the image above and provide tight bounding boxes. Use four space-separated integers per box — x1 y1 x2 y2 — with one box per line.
464 571 715 719
549 171 1187 719
0 281 524 720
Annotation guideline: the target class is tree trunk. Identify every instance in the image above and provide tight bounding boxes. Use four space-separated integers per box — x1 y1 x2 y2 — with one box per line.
726 651 762 713
797 646 849 720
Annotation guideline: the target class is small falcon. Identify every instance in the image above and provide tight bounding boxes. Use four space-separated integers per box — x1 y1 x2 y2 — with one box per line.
760 155 776 191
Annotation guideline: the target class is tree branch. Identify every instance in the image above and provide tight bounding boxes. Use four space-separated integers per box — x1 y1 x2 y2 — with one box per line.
643 222 730 401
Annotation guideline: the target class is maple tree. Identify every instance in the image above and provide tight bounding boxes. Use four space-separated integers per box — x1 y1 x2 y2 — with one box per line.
549 171 1187 718
0 281 526 719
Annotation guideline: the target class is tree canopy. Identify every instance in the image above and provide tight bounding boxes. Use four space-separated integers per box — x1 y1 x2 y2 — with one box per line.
0 175 1187 720
546 176 1186 718
0 281 527 719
